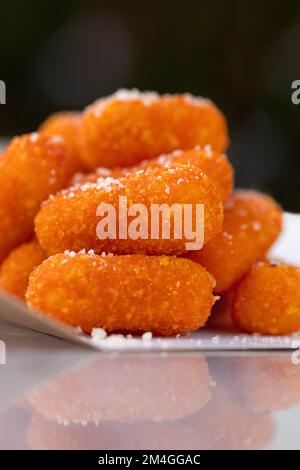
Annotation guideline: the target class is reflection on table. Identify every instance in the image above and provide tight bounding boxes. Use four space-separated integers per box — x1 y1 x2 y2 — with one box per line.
1 346 300 450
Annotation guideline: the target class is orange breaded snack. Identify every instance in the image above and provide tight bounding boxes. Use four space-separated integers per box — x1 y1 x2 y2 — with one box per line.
0 241 46 300
232 261 300 335
26 252 217 335
79 89 229 169
73 147 234 204
40 112 84 173
0 132 76 262
189 190 282 293
35 163 224 256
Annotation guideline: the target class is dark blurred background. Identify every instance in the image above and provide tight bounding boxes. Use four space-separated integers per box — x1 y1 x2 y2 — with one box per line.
0 0 299 211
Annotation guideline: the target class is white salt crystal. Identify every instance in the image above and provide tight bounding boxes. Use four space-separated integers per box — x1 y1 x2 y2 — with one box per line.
50 135 64 144
253 221 261 231
91 328 107 340
212 335 220 344
95 167 112 176
203 144 212 156
112 88 159 105
30 132 39 143
142 331 153 341
64 250 76 258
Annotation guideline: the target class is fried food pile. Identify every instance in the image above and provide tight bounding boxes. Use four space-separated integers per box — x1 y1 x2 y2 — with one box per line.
0 89 298 336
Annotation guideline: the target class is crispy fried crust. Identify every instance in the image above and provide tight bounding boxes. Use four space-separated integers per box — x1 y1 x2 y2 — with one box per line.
35 163 224 256
26 253 217 335
0 132 75 261
79 91 229 169
0 241 46 299
232 261 300 335
189 190 282 293
73 147 233 204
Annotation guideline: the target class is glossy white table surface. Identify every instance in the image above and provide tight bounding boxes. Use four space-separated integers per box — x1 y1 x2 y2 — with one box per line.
1 321 300 450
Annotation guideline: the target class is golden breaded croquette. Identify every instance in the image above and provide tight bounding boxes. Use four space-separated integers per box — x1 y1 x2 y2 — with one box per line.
35 163 224 256
73 146 234 204
26 252 217 335
189 190 282 293
0 241 46 300
0 132 76 261
79 89 229 169
40 111 84 173
232 261 300 335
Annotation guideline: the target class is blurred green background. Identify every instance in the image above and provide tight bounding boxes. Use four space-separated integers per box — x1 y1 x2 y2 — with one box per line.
0 0 299 210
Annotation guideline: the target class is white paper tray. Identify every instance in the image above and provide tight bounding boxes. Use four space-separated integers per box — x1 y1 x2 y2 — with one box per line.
0 212 300 351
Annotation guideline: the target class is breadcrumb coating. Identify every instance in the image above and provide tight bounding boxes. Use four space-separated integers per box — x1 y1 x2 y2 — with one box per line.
73 146 233 204
35 163 224 256
232 261 300 335
189 190 282 293
0 241 46 299
26 252 217 335
79 89 229 169
40 111 85 173
0 132 76 261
